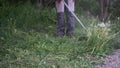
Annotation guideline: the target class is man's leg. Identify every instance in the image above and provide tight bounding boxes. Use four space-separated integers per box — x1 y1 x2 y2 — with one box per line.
103 0 110 22
65 0 75 36
56 0 65 36
98 0 110 22
98 0 104 22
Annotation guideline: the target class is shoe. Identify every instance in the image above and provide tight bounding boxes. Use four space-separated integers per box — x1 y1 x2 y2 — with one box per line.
97 22 106 27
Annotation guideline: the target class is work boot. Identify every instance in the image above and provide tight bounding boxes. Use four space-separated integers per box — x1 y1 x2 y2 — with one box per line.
66 11 75 36
56 12 65 36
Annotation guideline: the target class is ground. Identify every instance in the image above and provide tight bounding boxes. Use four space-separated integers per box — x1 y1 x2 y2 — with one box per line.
95 49 120 68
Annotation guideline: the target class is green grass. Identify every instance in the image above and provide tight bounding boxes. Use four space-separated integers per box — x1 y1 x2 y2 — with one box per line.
0 2 120 68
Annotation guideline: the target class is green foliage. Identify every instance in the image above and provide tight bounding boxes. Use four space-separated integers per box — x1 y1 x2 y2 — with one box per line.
76 0 120 18
0 2 56 40
0 0 29 6
109 0 120 18
85 23 115 55
109 19 120 49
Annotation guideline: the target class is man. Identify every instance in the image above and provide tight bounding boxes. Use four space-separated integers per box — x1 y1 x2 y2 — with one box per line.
98 0 110 24
55 0 75 36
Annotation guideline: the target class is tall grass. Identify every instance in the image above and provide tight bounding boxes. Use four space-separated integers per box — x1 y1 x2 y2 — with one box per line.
86 23 115 55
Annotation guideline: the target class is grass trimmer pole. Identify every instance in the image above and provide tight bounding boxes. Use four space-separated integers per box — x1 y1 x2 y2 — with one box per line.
62 0 87 31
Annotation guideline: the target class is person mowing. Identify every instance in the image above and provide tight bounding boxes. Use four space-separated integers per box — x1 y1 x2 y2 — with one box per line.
55 0 75 36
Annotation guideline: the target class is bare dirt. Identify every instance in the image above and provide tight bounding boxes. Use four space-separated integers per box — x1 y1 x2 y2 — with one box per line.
95 49 120 68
